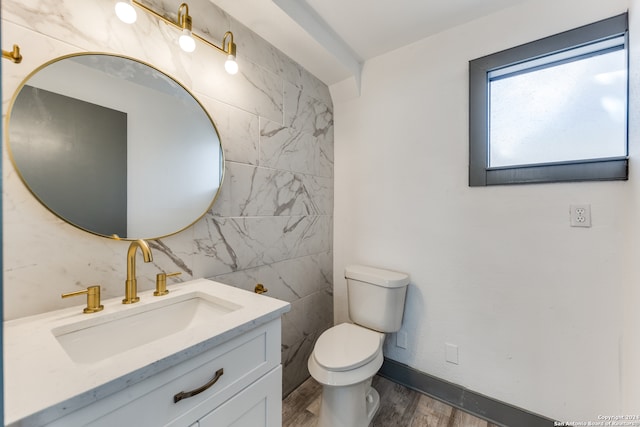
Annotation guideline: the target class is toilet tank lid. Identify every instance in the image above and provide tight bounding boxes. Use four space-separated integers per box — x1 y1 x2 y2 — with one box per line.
344 265 409 288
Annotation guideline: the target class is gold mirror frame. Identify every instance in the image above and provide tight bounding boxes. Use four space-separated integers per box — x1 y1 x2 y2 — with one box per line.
6 52 225 240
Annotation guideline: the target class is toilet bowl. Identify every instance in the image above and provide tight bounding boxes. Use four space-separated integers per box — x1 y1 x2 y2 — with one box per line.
308 322 384 427
308 265 409 427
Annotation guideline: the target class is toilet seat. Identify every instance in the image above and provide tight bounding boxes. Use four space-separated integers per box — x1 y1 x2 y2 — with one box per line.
308 323 385 387
314 323 382 371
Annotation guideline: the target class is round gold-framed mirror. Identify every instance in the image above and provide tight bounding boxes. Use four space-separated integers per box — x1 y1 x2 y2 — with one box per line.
6 53 224 240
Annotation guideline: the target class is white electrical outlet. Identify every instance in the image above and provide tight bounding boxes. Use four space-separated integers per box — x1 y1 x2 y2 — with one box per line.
396 331 408 349
570 204 591 227
445 343 459 364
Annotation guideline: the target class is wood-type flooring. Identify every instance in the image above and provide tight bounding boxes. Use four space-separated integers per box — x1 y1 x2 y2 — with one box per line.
283 375 501 427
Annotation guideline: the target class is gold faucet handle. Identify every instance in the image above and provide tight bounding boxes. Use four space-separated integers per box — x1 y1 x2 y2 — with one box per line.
62 285 104 314
154 272 182 296
254 283 268 294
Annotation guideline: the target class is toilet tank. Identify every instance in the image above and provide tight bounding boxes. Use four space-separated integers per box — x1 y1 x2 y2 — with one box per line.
345 265 409 333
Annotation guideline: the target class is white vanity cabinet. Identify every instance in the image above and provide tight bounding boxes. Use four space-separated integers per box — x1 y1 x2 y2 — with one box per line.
6 279 290 427
46 319 283 427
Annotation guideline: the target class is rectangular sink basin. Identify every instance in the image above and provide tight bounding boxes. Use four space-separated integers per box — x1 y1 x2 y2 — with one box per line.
52 292 241 364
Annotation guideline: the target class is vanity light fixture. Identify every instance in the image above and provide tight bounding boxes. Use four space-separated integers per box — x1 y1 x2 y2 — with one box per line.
177 3 196 53
115 0 137 24
114 1 238 74
223 32 238 75
2 44 22 63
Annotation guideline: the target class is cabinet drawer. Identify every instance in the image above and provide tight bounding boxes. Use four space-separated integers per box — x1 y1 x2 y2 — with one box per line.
196 366 282 427
48 319 281 427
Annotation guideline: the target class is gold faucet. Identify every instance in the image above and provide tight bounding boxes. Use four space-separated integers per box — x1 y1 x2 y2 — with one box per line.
123 239 153 304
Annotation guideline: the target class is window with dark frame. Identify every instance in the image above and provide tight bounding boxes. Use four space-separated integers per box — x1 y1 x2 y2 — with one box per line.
469 13 628 186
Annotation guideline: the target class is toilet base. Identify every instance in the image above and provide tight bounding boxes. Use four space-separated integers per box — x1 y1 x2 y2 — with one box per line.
317 379 380 427
366 386 381 422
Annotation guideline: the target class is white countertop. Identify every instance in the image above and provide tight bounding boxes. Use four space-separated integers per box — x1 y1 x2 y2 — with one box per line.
4 278 290 426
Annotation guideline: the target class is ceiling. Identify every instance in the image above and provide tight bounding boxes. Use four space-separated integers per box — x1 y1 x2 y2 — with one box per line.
208 0 527 88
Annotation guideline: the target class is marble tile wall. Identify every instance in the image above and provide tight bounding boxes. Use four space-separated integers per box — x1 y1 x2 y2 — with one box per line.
1 0 333 395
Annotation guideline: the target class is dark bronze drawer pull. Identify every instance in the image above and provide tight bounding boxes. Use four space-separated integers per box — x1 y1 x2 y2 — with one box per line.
173 368 224 403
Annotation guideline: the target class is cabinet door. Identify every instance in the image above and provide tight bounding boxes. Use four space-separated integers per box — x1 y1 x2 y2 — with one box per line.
198 366 282 427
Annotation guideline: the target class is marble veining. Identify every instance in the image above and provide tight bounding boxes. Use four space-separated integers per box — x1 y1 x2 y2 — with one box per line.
213 251 332 303
3 0 333 398
261 121 328 176
220 162 331 217
285 81 334 138
147 239 193 276
193 215 331 277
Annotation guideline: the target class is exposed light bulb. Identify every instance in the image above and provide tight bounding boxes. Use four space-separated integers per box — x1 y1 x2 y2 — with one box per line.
115 1 137 24
179 29 196 53
224 55 238 75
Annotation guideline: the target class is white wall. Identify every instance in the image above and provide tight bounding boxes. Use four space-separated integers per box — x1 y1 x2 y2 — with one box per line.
625 0 640 413
333 0 637 421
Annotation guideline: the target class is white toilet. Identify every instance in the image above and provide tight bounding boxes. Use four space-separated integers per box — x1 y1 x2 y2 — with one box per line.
308 264 410 427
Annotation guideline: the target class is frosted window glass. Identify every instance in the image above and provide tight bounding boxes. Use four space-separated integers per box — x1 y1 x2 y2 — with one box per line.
489 49 627 168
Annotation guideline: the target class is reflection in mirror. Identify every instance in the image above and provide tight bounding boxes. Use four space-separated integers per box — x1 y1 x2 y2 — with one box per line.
8 54 223 240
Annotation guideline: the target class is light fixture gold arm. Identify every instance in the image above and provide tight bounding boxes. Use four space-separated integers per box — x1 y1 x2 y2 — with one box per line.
222 31 236 56
2 44 22 63
130 0 233 56
193 31 234 56
177 3 192 31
